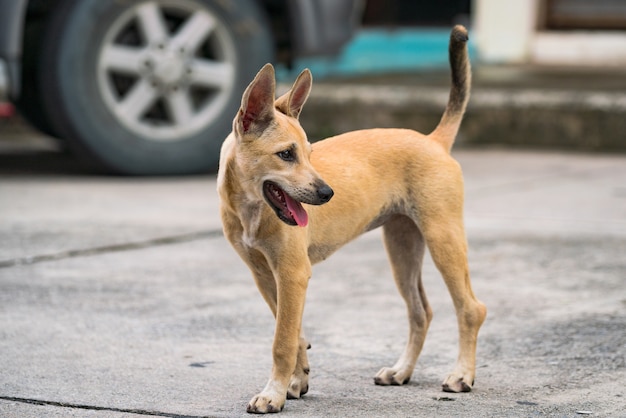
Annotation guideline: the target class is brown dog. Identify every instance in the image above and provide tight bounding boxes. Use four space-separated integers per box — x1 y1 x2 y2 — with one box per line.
217 25 486 414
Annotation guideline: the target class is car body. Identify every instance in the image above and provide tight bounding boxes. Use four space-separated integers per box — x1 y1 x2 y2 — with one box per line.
0 0 361 174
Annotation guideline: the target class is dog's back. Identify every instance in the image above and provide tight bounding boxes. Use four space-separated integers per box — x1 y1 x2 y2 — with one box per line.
304 25 471 259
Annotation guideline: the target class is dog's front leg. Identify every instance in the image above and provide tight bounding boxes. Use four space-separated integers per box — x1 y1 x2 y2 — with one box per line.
247 256 311 414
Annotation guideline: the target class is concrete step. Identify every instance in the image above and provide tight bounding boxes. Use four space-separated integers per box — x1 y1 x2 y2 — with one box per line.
296 66 626 152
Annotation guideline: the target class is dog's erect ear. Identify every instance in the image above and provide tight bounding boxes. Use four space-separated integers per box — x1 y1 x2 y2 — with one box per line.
237 63 276 135
275 68 312 119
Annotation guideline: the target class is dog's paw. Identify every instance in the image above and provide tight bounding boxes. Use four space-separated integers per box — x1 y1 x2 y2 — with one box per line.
287 366 310 399
442 373 474 393
247 392 285 414
374 367 411 386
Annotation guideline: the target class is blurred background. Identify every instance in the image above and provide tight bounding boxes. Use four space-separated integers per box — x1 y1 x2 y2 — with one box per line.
1 0 625 175
287 0 626 74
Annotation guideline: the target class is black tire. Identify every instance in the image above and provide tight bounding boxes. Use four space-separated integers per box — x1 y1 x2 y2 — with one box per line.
14 11 61 139
40 0 274 175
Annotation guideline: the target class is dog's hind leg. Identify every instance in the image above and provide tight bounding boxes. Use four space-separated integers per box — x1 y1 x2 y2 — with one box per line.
375 215 431 386
287 334 311 400
420 214 487 393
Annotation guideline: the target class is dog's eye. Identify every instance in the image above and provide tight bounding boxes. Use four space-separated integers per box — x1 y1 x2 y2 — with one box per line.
277 149 295 162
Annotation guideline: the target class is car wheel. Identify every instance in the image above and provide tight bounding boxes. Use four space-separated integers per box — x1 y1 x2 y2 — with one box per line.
40 0 274 175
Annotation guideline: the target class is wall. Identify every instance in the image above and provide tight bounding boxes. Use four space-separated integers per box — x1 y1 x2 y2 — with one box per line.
472 0 626 66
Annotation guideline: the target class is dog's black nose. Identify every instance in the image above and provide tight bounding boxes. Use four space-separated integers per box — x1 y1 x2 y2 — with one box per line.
317 184 334 203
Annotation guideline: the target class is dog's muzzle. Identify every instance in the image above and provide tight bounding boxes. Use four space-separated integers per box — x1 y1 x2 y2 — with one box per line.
263 181 333 227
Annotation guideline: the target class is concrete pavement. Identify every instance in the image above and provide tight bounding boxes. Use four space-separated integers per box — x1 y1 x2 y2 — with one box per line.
1 137 625 417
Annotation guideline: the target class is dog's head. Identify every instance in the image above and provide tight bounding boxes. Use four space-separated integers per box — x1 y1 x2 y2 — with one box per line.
229 64 333 227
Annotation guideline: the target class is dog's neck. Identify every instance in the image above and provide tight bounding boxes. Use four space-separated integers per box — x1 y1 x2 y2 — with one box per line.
217 135 270 246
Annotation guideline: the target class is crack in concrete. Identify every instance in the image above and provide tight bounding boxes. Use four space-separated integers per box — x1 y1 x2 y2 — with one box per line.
0 229 223 269
0 396 215 417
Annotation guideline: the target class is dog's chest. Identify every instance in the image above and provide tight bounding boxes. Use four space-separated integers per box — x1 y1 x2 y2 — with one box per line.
235 203 266 249
240 229 258 249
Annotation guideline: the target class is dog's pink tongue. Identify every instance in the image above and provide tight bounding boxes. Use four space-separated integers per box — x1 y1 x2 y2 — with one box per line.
285 195 308 227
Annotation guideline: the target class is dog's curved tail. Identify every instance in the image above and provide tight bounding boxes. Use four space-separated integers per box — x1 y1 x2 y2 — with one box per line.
429 25 471 153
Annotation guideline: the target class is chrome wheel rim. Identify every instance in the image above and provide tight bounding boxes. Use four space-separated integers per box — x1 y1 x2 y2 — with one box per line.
97 0 237 141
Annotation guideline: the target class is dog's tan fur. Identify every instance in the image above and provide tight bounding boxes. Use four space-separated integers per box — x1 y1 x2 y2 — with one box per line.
218 25 486 414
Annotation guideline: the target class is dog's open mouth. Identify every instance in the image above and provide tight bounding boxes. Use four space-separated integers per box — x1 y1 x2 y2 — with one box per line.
263 181 309 227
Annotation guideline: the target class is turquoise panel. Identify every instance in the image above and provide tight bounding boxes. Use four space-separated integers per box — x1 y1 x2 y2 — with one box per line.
277 28 476 81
